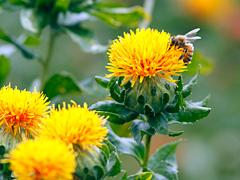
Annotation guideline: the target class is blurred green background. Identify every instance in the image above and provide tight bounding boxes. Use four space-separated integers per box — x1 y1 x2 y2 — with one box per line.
1 0 240 179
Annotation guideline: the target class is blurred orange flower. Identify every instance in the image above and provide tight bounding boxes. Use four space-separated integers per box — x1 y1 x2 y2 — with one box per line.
179 0 233 21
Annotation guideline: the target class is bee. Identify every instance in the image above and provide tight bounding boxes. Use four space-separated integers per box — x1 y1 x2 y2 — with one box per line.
171 28 201 64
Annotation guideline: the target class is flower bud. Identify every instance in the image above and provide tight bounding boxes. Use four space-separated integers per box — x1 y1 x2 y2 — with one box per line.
124 78 175 114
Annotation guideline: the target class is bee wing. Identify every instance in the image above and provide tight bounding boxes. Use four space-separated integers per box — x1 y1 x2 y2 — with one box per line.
185 28 200 37
186 36 202 43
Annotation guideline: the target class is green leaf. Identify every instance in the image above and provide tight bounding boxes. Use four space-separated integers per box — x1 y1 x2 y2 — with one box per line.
168 130 184 137
0 29 11 42
153 173 168 180
127 172 153 180
7 0 27 6
131 120 155 144
148 141 179 180
64 26 107 53
95 76 109 88
99 140 121 177
148 114 168 135
193 95 210 107
109 80 125 103
166 77 184 113
20 9 39 33
0 28 35 59
108 129 144 165
58 12 92 26
182 73 198 98
106 151 121 176
89 100 138 124
0 145 5 156
92 166 104 179
23 35 41 46
167 100 211 123
43 72 81 99
54 0 70 12
186 51 214 76
90 5 148 28
0 55 10 85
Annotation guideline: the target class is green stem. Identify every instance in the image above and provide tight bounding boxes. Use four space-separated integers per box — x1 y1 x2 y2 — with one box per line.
139 0 155 28
142 134 152 171
40 29 57 90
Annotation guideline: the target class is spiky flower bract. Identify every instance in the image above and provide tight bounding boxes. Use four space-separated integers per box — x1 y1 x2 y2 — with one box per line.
37 103 108 151
8 138 76 180
106 28 186 86
0 85 49 143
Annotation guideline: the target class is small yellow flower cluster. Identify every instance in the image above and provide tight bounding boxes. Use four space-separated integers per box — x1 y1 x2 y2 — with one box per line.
0 85 107 180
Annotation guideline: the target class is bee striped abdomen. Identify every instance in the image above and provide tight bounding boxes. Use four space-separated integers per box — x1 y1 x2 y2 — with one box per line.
170 28 201 65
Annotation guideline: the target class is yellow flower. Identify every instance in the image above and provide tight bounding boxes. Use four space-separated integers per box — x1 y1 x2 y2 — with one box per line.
37 103 107 151
106 28 186 86
8 138 76 180
0 85 49 140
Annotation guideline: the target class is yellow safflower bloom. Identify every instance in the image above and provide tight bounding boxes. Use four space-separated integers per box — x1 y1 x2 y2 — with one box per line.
8 138 76 180
0 85 49 140
106 28 186 86
37 103 107 151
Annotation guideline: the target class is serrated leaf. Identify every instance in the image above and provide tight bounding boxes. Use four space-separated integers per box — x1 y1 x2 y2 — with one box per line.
89 100 138 124
176 76 183 93
131 120 155 144
43 72 81 99
167 101 211 123
192 95 210 107
64 26 107 53
108 129 144 165
0 55 10 85
182 73 198 98
166 77 184 113
127 172 153 180
99 140 121 177
90 5 148 28
106 152 121 176
95 76 110 88
110 85 125 103
148 113 168 135
148 141 179 180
